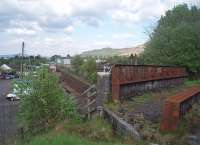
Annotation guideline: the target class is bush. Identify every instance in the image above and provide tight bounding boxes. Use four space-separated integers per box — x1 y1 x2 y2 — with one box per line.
71 56 97 83
18 67 80 134
142 4 200 76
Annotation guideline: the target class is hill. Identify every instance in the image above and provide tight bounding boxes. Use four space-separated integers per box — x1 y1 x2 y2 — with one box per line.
81 44 145 57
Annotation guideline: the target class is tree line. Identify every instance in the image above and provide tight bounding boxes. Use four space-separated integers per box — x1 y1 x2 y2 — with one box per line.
141 4 200 78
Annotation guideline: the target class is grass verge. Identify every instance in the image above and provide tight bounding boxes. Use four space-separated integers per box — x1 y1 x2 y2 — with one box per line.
11 118 149 145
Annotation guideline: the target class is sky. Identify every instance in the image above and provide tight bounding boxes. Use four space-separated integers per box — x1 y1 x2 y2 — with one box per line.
0 0 199 56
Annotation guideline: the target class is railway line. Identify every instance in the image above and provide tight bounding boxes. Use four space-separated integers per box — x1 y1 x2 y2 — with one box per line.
56 67 97 117
56 64 200 132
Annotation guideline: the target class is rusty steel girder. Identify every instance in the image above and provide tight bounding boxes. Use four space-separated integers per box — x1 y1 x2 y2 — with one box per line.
160 86 200 131
111 64 188 101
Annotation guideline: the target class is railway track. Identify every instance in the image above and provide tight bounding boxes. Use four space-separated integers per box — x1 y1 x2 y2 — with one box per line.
57 67 90 95
56 67 97 117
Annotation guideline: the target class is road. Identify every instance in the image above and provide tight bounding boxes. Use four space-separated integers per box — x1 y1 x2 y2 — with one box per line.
0 79 19 145
0 80 11 104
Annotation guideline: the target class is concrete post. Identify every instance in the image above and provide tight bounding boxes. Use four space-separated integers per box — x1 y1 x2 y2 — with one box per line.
96 72 111 106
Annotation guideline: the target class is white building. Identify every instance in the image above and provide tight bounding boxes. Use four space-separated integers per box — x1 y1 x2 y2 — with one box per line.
56 54 71 68
49 64 56 72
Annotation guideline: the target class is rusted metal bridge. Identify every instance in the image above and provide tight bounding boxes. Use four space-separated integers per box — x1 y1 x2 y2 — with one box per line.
161 86 200 131
111 64 188 101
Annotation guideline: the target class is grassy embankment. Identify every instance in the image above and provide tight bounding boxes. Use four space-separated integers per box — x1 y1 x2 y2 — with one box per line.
11 118 148 145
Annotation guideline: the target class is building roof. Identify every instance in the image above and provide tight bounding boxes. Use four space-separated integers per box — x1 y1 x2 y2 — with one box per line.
0 64 12 70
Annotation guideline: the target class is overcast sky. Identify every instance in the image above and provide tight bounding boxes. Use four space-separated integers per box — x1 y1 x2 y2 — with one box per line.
0 0 198 56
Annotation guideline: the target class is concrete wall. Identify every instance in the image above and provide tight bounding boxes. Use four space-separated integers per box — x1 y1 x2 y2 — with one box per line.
96 72 111 105
103 108 140 140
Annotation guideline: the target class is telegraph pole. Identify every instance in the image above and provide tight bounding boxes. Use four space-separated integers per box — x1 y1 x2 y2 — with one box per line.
21 42 25 79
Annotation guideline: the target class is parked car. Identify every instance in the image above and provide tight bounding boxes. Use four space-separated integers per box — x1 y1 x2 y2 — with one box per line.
0 75 4 79
6 93 20 101
5 75 15 79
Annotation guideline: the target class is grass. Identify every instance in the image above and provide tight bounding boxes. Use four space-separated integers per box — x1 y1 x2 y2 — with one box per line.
12 79 200 145
12 133 124 145
11 118 149 145
106 85 187 112
185 79 200 86
107 79 200 112
105 80 200 144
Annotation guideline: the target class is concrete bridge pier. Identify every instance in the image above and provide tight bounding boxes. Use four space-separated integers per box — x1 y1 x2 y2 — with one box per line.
96 72 111 106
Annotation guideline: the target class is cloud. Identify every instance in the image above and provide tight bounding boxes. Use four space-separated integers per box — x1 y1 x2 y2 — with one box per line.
0 0 197 56
110 0 166 24
5 27 36 35
0 0 195 34
4 20 42 35
64 25 74 34
113 33 134 39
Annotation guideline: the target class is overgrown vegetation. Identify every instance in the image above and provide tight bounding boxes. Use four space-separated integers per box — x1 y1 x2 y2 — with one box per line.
11 118 149 145
186 102 200 130
71 55 97 83
17 67 80 134
142 4 200 77
106 80 200 144
185 79 200 86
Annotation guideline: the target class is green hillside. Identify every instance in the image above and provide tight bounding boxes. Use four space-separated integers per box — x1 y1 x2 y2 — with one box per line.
80 44 145 57
81 47 120 57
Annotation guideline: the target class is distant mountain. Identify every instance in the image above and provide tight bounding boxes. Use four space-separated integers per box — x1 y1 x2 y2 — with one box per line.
81 44 145 57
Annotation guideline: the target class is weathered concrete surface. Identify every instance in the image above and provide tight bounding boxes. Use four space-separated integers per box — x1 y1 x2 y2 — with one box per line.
96 72 111 106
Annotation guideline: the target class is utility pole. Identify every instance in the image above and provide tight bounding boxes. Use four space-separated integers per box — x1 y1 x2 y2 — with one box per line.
29 56 31 74
134 54 138 65
21 41 24 79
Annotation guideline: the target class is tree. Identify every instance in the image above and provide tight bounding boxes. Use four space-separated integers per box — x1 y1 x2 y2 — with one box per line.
71 55 84 74
71 56 97 83
50 55 62 62
18 67 79 134
142 4 200 76
80 57 97 83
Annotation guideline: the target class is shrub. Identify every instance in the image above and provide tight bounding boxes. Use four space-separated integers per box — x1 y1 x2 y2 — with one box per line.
18 67 80 134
